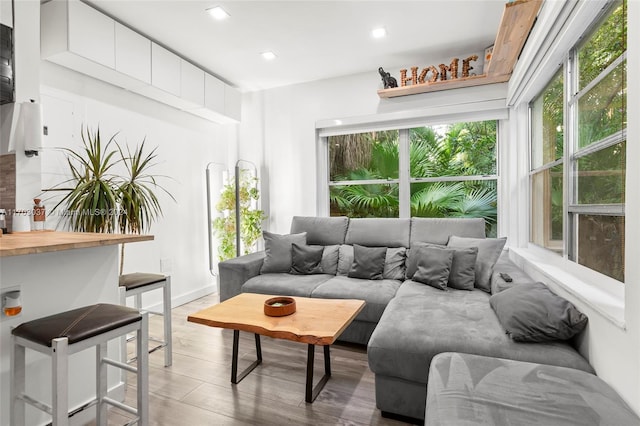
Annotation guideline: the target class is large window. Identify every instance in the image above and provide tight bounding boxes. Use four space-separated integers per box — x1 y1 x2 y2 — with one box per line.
529 0 626 282
328 121 498 235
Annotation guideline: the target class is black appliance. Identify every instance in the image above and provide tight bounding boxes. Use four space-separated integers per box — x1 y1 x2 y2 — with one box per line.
0 23 15 105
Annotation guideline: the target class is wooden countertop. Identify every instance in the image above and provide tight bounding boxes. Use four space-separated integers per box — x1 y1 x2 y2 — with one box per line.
0 231 153 257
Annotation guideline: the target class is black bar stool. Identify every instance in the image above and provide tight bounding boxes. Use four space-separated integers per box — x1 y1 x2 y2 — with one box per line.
119 273 172 367
10 303 149 426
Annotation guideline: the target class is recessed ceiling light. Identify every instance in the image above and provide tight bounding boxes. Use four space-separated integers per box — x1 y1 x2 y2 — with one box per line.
207 6 229 20
372 27 387 39
261 51 277 61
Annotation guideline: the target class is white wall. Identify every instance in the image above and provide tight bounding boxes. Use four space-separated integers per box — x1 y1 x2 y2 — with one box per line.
39 61 233 307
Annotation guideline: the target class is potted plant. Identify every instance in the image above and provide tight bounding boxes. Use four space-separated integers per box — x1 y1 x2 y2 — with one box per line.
213 169 265 261
54 126 174 273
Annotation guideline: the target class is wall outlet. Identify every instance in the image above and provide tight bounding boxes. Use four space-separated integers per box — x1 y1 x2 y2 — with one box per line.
1 285 23 318
160 258 172 273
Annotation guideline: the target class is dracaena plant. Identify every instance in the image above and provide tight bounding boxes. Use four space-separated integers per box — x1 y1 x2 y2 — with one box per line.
54 126 174 274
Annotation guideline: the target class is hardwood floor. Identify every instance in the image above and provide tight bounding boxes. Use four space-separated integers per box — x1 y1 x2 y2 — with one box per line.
103 294 411 425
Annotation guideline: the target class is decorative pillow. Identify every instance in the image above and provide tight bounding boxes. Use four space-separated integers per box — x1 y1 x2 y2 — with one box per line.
290 243 324 275
412 246 454 290
314 244 339 275
348 244 387 280
383 247 407 280
489 282 588 342
406 243 477 290
337 244 354 276
260 231 307 273
447 236 506 292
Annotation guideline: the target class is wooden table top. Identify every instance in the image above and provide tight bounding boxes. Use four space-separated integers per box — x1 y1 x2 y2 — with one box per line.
0 231 153 257
187 293 365 346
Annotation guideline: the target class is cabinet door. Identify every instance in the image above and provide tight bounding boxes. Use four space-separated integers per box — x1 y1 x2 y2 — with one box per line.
68 0 115 68
151 43 180 96
180 60 204 106
115 23 151 84
224 85 241 121
204 73 225 114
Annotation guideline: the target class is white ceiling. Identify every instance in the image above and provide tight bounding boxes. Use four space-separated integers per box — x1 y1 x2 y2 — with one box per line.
85 0 507 92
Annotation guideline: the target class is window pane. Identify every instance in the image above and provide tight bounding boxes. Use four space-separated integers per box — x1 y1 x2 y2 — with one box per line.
409 121 496 178
410 180 497 237
575 142 626 204
330 183 399 218
531 165 563 252
577 1 627 90
576 214 624 282
531 70 563 169
577 60 626 149
329 131 399 181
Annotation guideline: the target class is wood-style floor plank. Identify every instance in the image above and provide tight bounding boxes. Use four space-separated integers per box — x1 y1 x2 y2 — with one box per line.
89 294 410 425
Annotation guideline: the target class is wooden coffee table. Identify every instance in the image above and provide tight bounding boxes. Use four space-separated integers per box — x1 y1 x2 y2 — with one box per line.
187 293 365 402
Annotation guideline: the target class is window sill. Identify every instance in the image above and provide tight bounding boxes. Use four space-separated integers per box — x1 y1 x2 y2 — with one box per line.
509 245 625 329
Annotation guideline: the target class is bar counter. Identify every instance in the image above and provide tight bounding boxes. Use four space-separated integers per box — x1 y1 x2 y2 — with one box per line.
0 231 153 425
0 230 153 257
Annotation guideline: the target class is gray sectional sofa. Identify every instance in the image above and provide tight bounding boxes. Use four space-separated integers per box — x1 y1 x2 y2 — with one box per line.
218 216 593 421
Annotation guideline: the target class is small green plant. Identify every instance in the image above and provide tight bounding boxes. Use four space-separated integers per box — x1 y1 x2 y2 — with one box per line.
213 170 266 261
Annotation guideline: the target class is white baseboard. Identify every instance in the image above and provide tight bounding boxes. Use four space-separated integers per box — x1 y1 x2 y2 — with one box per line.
143 283 218 313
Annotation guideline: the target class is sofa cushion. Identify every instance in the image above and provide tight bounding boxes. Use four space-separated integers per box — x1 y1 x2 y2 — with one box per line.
426 352 639 426
410 217 485 246
261 232 307 273
413 247 454 290
242 273 333 298
491 251 536 294
447 236 506 293
345 218 410 247
368 283 594 386
490 282 588 342
311 275 402 323
348 244 387 280
290 216 349 245
290 243 324 275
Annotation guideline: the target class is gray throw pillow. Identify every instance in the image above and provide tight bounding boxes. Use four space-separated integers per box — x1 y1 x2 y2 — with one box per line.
383 247 407 280
337 244 354 276
412 246 454 290
260 231 307 273
405 243 445 279
407 243 477 290
348 244 387 280
447 236 506 292
314 244 339 275
489 282 588 342
290 243 324 275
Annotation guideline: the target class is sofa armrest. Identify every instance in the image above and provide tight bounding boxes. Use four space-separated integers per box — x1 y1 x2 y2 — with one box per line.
218 251 266 302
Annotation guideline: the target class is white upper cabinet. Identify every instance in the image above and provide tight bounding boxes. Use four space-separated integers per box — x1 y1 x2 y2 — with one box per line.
151 43 180 96
115 23 151 84
204 73 225 114
1 0 13 27
180 60 205 107
67 0 115 68
41 0 240 123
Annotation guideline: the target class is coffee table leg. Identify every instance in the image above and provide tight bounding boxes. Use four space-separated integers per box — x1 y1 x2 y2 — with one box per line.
231 331 262 384
305 344 331 403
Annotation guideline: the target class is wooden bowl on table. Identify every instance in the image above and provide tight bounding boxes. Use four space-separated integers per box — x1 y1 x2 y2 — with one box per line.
264 296 297 317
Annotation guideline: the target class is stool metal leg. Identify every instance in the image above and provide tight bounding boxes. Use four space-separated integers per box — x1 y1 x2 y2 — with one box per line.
163 276 173 367
52 337 69 426
96 342 108 425
119 286 128 384
10 334 26 426
137 312 150 425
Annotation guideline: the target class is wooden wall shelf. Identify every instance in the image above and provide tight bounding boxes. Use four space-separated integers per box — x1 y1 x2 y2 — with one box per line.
378 0 542 99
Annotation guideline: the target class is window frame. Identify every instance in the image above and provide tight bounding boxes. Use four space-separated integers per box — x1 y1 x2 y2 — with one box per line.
528 0 626 282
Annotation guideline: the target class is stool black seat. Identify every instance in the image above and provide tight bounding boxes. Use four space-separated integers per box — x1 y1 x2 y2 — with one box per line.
119 273 167 291
10 303 149 426
12 304 141 346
